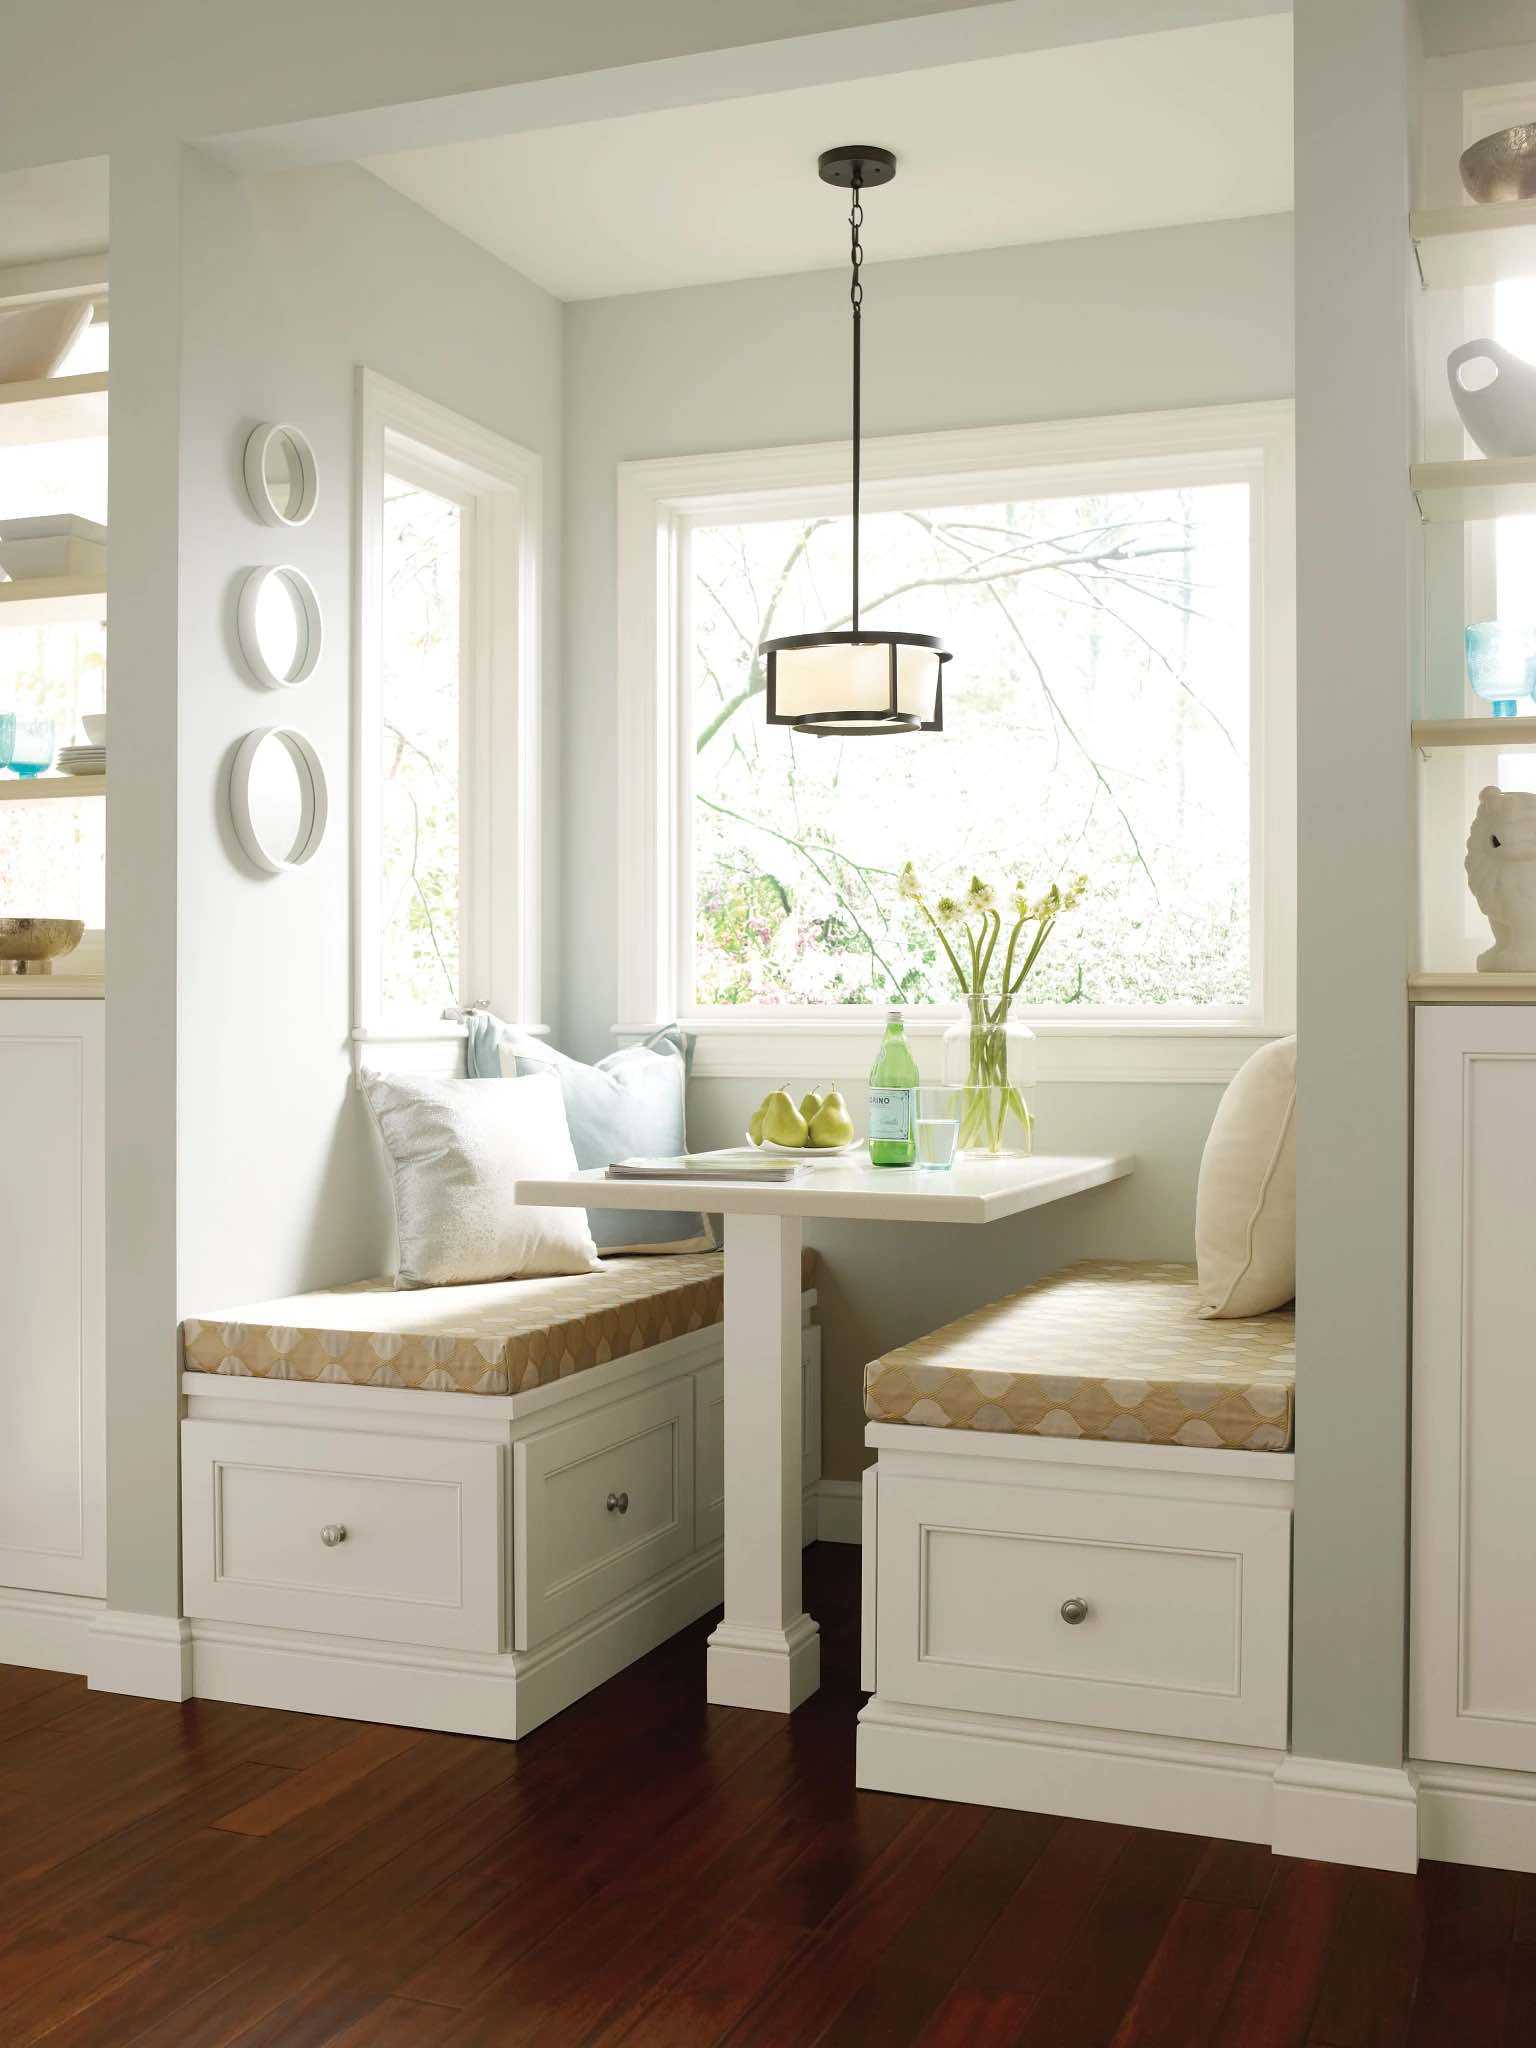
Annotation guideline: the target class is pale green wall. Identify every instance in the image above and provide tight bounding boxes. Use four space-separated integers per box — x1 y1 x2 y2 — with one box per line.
561 216 1296 1479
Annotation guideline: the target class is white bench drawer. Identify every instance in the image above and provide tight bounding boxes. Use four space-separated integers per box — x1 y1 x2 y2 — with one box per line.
514 1377 694 1649
181 1419 504 1651
876 1471 1290 1746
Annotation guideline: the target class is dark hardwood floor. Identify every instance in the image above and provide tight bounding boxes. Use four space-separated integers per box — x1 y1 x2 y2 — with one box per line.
0 1547 1522 2045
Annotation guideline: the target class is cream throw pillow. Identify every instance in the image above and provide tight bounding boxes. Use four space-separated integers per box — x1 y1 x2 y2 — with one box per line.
1195 1035 1296 1319
362 1068 599 1288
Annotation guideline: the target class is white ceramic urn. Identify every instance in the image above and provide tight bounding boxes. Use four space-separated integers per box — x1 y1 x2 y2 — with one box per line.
1448 339 1536 459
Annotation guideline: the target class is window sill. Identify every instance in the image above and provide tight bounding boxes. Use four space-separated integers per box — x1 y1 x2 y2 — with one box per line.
616 1015 1283 1085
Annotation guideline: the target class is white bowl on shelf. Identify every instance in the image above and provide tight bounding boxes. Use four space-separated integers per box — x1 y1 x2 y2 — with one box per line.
81 715 106 746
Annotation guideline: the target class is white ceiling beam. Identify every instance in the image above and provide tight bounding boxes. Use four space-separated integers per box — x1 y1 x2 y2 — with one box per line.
200 0 1290 174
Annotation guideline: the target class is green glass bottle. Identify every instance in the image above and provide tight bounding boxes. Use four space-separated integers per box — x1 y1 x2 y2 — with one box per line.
868 1008 919 1167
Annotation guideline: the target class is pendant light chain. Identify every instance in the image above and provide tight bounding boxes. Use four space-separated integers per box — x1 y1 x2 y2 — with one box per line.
757 145 949 737
849 178 863 634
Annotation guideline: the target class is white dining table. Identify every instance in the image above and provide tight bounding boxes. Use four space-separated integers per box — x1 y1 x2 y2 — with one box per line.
515 1150 1135 1714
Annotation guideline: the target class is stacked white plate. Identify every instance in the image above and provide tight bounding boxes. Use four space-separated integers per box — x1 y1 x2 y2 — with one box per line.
56 745 105 777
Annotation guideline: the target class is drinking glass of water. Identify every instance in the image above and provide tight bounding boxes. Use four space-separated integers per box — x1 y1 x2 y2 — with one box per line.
914 1088 961 1171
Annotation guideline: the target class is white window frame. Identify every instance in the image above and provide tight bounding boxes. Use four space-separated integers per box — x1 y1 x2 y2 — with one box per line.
353 369 543 1057
616 400 1296 1083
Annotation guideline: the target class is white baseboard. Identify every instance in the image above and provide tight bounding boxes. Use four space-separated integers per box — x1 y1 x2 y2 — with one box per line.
857 1696 1281 1845
1416 1759 1536 1874
813 1478 863 1545
1271 1756 1420 1873
88 1608 194 1701
0 1585 102 1674
191 1544 725 1740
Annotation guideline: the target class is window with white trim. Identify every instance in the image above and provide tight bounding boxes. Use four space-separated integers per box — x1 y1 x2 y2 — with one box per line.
617 404 1295 1038
355 372 542 1043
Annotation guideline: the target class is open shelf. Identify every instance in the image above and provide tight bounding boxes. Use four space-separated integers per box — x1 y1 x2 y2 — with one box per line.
1414 717 1536 751
1412 455 1536 522
1411 971 1536 1003
1413 199 1536 288
0 372 107 447
0 573 106 624
0 775 105 802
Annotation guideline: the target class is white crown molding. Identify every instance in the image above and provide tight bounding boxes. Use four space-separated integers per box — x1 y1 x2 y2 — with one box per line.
1271 1757 1420 1873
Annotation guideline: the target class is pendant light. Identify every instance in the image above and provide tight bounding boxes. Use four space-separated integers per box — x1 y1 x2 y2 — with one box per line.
761 145 951 737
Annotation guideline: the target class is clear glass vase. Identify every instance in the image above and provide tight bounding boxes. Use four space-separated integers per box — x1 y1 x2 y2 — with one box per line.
941 995 1035 1156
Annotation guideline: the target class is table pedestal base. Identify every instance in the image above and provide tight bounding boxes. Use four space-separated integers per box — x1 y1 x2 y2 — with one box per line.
710 1210 819 1714
707 1614 821 1712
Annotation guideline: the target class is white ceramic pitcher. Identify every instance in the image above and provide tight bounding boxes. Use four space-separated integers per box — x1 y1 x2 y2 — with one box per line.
1448 339 1536 458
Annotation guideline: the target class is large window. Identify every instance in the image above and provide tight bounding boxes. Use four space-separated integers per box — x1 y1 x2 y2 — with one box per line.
355 373 542 1042
618 405 1294 1046
379 466 467 1015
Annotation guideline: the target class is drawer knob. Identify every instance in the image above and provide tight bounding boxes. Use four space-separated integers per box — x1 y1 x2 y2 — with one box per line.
1059 1596 1089 1626
320 1523 348 1547
606 1491 630 1515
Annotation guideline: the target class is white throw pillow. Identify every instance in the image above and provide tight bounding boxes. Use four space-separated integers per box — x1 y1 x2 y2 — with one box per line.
1194 1035 1296 1319
362 1069 599 1288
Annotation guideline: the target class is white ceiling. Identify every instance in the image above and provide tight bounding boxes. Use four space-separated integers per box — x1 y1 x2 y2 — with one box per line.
0 159 108 272
365 12 1292 303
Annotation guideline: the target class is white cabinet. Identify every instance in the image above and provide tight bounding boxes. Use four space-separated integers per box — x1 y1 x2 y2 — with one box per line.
514 1376 694 1650
0 1001 105 1600
873 1462 1291 1748
1413 1006 1536 1770
182 1419 504 1652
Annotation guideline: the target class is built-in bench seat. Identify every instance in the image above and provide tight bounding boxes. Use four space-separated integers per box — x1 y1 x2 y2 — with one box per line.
176 1250 821 1741
856 1257 1297 1848
183 1248 818 1397
862 1259 1293 1452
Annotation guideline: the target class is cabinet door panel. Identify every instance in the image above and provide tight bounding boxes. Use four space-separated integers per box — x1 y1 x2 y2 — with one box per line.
0 1006 105 1597
1414 1007 1536 1768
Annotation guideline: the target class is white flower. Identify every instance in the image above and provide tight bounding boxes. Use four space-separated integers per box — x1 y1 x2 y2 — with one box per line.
964 874 997 915
897 861 925 905
933 894 964 928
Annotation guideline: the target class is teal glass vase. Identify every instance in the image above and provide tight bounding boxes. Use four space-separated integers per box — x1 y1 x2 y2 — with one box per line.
0 713 56 776
1466 623 1536 718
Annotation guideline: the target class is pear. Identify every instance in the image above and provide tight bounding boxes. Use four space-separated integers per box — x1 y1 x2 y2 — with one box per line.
747 1098 769 1146
808 1089 855 1149
761 1087 809 1148
798 1088 825 1126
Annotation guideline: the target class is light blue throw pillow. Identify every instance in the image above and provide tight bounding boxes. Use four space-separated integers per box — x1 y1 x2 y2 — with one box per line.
466 1016 713 1255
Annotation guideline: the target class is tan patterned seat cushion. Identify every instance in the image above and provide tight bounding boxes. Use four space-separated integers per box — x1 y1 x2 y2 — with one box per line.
863 1260 1293 1452
184 1250 817 1398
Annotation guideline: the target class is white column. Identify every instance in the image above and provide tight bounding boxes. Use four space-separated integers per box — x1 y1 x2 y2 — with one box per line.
706 1211 820 1711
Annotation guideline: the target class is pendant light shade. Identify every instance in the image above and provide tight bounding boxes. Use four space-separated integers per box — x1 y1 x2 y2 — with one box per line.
761 146 951 737
764 631 946 735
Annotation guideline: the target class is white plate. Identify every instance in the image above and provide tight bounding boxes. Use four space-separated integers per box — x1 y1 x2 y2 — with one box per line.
745 1132 861 1157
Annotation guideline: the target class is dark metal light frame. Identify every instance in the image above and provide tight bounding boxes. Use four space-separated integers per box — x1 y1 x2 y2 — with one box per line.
763 630 947 735
759 145 952 738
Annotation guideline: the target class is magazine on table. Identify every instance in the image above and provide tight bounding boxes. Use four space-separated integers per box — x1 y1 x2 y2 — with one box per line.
606 1149 806 1184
